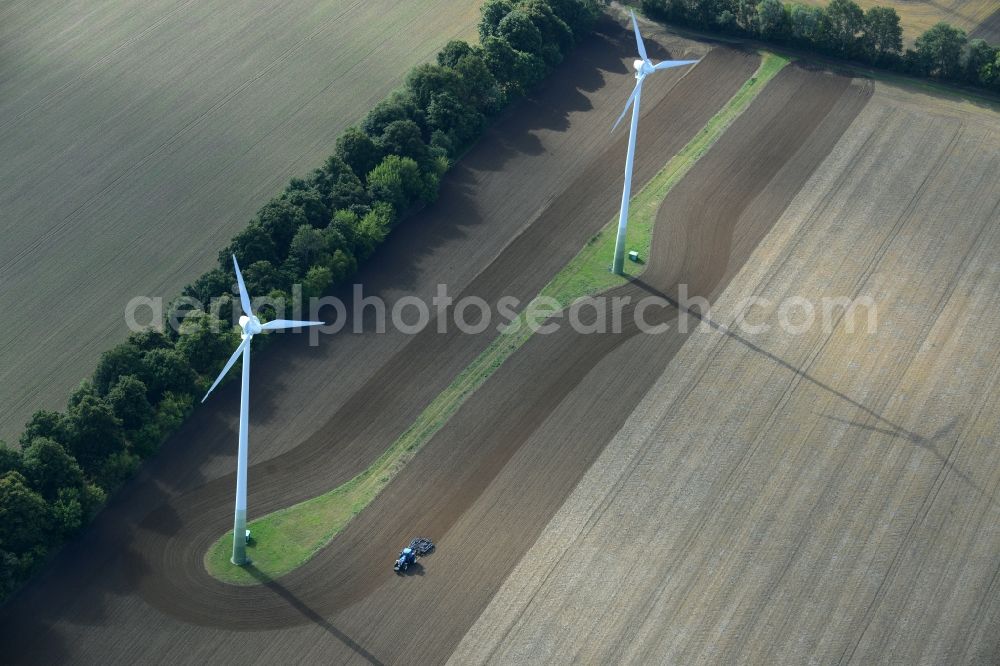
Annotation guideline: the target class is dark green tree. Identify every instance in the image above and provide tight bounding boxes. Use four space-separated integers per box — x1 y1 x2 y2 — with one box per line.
438 40 474 68
335 127 380 182
127 329 172 353
286 225 331 277
282 184 330 228
64 394 125 476
68 381 98 410
964 38 996 84
219 221 278 267
454 50 504 114
825 0 864 56
93 343 145 395
256 198 309 257
483 35 521 88
915 22 968 78
309 155 368 211
789 3 825 44
427 92 485 152
141 348 197 402
514 50 548 89
862 6 902 63
546 0 600 38
243 260 289 299
183 268 231 306
377 120 433 169
175 311 238 376
406 63 468 109
980 49 1000 89
106 375 154 431
0 471 51 555
21 437 85 501
362 90 425 137
756 0 789 40
521 1 574 63
19 410 68 448
0 443 22 477
480 0 515 42
499 10 545 56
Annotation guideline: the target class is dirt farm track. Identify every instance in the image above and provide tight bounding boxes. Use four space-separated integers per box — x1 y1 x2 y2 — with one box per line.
4 12 1000 666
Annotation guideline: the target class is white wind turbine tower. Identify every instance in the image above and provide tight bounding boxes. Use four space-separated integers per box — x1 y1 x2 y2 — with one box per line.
611 11 698 274
202 255 324 565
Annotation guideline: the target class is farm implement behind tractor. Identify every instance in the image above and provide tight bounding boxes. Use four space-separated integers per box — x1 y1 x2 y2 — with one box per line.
394 538 435 573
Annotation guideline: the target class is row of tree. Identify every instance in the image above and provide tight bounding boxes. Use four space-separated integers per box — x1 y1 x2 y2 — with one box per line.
0 0 602 602
643 0 1000 91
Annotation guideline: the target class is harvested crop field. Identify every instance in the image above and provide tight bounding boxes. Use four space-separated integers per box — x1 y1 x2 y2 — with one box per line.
0 21 755 663
453 76 1000 663
0 0 484 442
796 0 1000 44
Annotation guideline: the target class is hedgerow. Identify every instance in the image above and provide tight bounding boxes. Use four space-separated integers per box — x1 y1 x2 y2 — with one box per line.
643 0 1000 91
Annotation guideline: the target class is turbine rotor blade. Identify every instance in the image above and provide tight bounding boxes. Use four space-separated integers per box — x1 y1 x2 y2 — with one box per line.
612 79 643 132
201 336 251 403
261 319 325 331
630 11 648 63
232 254 253 317
653 59 699 71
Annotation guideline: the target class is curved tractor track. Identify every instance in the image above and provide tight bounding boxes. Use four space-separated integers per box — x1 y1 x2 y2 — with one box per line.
128 65 870 665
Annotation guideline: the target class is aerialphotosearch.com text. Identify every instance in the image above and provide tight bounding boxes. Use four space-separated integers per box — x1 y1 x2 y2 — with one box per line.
125 283 877 343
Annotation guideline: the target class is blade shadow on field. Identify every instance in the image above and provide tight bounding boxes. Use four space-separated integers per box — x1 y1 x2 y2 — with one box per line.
630 279 988 497
820 414 985 495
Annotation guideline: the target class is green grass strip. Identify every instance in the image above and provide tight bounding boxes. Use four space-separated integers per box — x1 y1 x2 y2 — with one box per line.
205 51 790 585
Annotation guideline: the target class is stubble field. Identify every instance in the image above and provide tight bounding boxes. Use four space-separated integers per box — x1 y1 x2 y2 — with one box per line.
452 71 1000 665
796 0 1000 44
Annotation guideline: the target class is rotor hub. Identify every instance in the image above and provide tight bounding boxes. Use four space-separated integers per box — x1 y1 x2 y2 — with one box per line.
634 59 654 77
239 314 262 337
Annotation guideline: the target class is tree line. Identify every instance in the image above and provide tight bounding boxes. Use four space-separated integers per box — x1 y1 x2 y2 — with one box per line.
643 0 1000 91
0 0 602 602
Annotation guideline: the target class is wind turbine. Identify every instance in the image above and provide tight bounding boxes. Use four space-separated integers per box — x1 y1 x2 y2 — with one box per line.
202 255 324 565
611 11 698 274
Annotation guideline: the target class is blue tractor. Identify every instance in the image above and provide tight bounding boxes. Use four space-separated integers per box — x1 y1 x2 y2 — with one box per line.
394 537 434 573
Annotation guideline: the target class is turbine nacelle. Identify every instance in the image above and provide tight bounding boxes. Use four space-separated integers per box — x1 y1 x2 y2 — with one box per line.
239 314 262 337
634 58 654 77
201 254 325 405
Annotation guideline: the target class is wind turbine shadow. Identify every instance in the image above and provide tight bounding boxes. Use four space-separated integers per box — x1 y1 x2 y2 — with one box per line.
243 565 384 666
820 414 985 494
630 279 989 498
